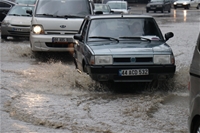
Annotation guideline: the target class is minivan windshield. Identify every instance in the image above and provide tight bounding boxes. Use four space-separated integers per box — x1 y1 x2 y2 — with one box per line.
35 0 91 17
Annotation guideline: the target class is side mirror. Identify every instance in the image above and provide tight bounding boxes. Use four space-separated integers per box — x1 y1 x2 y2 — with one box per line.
95 11 103 15
74 34 82 41
26 9 32 15
165 32 174 41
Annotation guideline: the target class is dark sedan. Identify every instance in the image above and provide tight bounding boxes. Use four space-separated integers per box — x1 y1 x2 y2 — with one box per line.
146 0 172 13
188 33 200 133
73 14 176 83
0 0 16 25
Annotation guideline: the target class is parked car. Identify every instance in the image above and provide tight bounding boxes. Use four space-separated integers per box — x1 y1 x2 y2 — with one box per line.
173 0 200 9
28 0 95 52
0 0 16 25
94 3 113 14
106 1 130 14
146 0 172 13
73 14 176 82
188 32 200 133
1 4 34 40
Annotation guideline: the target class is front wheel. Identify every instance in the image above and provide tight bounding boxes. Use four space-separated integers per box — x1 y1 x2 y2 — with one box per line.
192 119 200 133
1 35 7 40
196 4 200 9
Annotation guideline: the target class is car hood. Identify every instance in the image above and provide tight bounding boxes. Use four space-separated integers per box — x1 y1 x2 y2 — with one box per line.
88 41 172 55
32 17 84 32
147 2 164 6
5 16 32 26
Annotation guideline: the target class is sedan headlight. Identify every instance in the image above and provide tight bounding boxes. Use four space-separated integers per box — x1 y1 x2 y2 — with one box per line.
32 25 45 34
90 55 113 65
183 2 188 5
174 2 177 5
154 55 174 64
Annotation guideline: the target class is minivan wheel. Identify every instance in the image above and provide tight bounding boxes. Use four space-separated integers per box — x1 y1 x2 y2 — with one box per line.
1 35 7 40
192 120 200 133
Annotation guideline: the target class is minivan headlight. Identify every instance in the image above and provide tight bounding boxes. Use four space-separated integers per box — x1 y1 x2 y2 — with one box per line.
154 55 173 64
32 25 44 34
90 55 113 65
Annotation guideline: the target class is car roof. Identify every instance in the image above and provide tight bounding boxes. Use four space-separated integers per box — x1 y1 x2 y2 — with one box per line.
87 14 154 19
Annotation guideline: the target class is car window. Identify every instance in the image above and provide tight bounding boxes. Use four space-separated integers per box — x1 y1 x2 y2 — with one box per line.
107 2 127 9
88 18 163 40
95 4 110 12
82 20 89 40
8 6 34 16
35 0 91 17
197 33 200 52
0 2 12 8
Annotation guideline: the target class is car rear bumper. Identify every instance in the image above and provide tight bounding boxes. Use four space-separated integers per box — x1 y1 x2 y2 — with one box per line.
86 65 176 82
30 33 75 52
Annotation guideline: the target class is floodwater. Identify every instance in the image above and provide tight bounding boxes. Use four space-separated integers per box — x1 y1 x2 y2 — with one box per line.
1 8 200 133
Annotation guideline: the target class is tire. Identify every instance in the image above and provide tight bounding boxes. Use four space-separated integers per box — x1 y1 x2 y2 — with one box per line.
83 61 88 74
174 6 177 9
154 10 156 13
1 35 7 40
196 4 200 9
168 9 171 13
185 5 190 9
161 9 164 13
192 119 200 133
146 9 149 13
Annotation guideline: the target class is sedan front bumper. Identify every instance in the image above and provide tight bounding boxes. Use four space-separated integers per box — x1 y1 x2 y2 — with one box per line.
86 65 176 82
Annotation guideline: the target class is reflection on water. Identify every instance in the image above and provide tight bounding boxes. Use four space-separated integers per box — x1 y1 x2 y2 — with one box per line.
173 10 187 22
183 10 187 22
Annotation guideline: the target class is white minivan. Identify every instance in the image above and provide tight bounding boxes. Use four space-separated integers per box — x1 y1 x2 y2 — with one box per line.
28 0 95 52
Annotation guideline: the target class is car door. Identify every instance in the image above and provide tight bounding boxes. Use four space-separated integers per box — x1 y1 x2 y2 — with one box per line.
164 0 171 11
190 33 200 100
75 19 90 71
190 0 198 8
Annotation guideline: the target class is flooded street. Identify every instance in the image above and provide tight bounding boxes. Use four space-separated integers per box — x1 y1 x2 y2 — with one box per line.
1 7 200 133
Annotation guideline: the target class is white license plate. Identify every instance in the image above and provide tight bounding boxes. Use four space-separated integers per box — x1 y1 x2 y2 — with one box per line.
52 37 73 43
13 28 22 31
119 69 149 76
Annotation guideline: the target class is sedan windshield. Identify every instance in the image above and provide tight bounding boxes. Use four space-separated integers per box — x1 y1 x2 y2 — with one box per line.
88 18 163 41
35 0 91 17
107 2 127 9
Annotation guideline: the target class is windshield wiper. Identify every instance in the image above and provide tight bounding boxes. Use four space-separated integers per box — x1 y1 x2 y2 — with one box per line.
8 14 21 16
57 14 84 18
119 36 151 42
89 36 119 42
